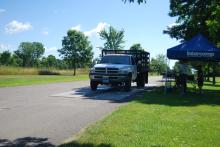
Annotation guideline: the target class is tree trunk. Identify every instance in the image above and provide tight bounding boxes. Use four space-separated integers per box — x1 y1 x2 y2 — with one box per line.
73 62 76 76
73 67 76 76
212 64 216 85
207 63 210 81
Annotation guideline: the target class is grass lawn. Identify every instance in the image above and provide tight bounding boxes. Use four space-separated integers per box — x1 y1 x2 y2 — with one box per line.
61 78 220 147
0 75 88 87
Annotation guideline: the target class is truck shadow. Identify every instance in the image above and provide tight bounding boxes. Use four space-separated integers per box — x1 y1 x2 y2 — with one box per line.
0 137 112 147
59 141 112 147
0 137 55 147
72 85 158 103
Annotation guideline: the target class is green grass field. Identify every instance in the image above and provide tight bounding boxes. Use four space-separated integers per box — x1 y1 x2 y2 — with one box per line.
61 78 220 147
0 75 88 87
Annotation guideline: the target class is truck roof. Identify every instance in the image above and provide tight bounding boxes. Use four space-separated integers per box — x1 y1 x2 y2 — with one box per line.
104 54 132 57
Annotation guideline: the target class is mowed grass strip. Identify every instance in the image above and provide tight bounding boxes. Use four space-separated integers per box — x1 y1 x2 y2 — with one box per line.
61 79 220 147
0 75 88 87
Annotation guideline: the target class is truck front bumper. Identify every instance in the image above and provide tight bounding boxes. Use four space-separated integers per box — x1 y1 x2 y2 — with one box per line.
89 73 129 84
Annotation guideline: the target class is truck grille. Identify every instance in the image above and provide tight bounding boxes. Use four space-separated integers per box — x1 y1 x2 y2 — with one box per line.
95 68 106 73
107 68 119 74
95 67 119 74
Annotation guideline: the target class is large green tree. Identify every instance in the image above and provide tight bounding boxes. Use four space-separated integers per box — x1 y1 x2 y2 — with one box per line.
15 42 45 67
46 55 57 67
10 54 23 67
130 43 144 51
58 30 93 75
164 0 220 45
56 59 69 69
206 2 220 47
150 54 167 75
164 0 220 85
99 26 125 50
41 55 58 68
0 51 11 66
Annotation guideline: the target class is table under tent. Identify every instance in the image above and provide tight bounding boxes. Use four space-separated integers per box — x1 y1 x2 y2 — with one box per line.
165 34 220 93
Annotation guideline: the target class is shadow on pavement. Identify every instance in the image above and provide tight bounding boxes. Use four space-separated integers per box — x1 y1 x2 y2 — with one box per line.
59 141 111 147
0 137 55 147
51 77 163 103
72 85 158 103
72 86 114 97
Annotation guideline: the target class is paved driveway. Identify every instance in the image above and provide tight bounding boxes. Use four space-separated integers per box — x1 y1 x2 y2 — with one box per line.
0 76 162 146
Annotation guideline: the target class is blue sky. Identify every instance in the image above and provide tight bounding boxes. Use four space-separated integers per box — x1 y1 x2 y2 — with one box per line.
0 0 179 65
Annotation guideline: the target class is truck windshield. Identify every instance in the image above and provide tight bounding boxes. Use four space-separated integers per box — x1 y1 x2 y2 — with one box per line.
100 56 130 64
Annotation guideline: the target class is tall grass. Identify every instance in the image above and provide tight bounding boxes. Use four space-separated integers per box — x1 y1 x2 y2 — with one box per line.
0 66 89 75
0 66 157 76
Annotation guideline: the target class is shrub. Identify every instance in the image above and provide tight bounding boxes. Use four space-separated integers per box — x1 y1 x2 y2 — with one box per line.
38 69 60 75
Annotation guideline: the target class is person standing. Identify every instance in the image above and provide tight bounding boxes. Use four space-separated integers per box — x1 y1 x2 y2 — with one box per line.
197 66 204 94
179 61 188 94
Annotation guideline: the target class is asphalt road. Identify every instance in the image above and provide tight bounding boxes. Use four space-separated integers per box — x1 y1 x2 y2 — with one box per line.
0 76 162 146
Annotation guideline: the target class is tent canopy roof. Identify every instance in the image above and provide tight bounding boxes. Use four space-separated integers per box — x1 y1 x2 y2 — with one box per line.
167 34 220 61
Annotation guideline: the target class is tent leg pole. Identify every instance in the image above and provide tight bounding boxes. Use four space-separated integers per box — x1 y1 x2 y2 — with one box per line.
164 57 168 95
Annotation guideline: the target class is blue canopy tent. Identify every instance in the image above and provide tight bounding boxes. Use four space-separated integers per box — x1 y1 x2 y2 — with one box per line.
167 34 220 61
165 34 220 93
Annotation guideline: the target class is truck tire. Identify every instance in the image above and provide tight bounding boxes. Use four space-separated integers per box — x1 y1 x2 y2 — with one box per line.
136 80 140 87
145 72 148 84
140 74 145 87
90 80 98 91
125 75 131 91
136 73 145 88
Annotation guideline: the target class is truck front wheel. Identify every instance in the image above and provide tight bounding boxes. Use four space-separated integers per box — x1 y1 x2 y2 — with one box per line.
90 81 98 91
125 75 131 91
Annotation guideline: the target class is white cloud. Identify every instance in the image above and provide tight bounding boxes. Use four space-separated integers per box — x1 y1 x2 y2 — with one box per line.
84 22 109 37
5 20 32 34
0 9 6 13
44 46 59 57
42 31 49 35
70 25 81 31
45 46 58 52
69 22 109 37
41 28 49 35
48 47 58 51
0 43 12 52
167 22 179 28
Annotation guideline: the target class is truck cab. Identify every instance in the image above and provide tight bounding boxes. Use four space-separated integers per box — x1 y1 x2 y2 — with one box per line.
89 50 150 91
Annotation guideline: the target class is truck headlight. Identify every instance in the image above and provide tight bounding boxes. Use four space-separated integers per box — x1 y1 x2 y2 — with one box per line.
119 70 129 74
120 70 128 74
119 67 130 74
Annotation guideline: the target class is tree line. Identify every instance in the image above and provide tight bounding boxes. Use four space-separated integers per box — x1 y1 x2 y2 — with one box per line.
0 26 168 75
0 26 124 70
0 42 69 69
1 26 167 74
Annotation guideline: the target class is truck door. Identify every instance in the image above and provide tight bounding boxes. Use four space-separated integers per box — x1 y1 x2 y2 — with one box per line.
131 57 137 80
